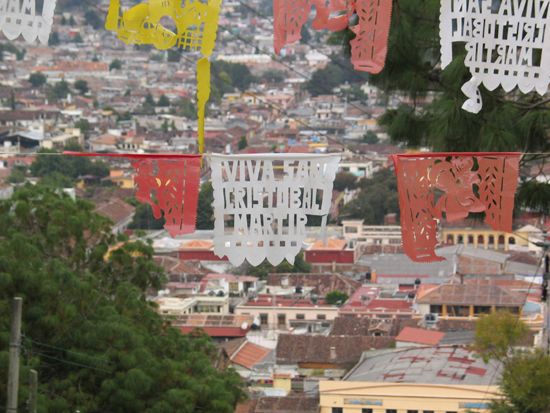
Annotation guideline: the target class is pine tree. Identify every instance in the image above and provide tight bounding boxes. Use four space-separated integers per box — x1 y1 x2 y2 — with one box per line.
337 0 550 212
0 186 244 412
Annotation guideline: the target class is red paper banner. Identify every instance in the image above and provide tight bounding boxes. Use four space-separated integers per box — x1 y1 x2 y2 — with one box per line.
391 153 521 262
65 153 201 237
274 0 393 74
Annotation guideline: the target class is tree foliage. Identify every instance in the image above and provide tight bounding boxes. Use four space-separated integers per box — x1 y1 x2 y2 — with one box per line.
306 58 368 97
491 350 550 413
129 204 165 231
0 186 244 412
48 80 71 102
260 70 285 83
74 79 89 96
362 130 379 144
341 169 399 224
333 172 358 192
157 95 170 107
239 252 312 280
325 291 349 306
84 9 103 29
196 182 214 230
212 61 255 94
28 72 47 88
474 312 529 362
238 136 247 150
333 0 550 205
109 59 122 71
174 98 197 120
30 147 109 185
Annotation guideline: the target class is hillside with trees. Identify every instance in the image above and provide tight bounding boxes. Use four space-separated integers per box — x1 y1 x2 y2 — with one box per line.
0 186 243 412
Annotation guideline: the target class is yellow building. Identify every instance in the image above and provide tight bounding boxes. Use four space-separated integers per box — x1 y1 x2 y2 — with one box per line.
109 169 135 189
441 225 540 251
319 346 502 413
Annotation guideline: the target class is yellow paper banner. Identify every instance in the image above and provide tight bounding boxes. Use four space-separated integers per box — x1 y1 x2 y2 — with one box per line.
105 0 222 153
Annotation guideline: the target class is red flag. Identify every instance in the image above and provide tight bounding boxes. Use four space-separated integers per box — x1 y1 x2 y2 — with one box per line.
274 0 392 74
64 153 201 237
391 153 521 262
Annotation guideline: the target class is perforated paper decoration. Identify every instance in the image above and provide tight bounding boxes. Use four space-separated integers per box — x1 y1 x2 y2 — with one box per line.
0 0 57 44
440 0 550 113
211 153 341 266
274 0 393 73
391 153 521 262
105 0 222 153
65 152 201 237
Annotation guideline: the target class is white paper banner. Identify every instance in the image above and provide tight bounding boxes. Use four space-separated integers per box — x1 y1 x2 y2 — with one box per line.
0 0 57 44
440 0 550 113
211 153 341 267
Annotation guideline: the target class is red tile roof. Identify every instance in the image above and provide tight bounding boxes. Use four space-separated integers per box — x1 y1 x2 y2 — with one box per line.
276 334 394 365
94 198 135 224
395 327 445 346
416 282 526 306
179 326 249 337
366 299 413 312
231 342 271 369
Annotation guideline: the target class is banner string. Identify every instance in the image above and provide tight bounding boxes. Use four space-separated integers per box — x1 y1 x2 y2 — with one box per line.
1 152 550 157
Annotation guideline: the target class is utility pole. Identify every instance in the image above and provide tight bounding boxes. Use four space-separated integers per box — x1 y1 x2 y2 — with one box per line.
535 229 550 353
543 252 549 353
27 370 37 413
6 297 22 413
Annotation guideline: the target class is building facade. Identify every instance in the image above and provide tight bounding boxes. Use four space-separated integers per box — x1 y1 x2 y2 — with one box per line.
235 296 339 330
319 381 500 413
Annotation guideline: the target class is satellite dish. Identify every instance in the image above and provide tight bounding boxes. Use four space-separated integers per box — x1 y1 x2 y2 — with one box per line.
241 322 249 330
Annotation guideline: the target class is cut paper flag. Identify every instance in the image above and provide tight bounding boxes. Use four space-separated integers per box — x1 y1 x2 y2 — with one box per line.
210 153 341 266
391 153 521 263
65 152 201 237
105 0 222 153
0 0 57 44
440 0 550 113
274 0 393 73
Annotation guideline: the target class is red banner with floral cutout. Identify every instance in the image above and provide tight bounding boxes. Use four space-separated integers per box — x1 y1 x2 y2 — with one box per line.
391 153 521 262
274 0 393 74
65 152 201 237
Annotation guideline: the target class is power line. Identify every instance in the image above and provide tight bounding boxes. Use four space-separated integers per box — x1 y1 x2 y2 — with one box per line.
25 337 111 366
477 251 546 406
177 52 350 152
231 0 365 81
29 350 112 374
23 337 113 374
217 23 372 117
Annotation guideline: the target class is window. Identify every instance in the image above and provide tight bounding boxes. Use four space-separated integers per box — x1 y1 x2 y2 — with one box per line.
386 410 397 413
362 409 373 413
429 305 443 315
446 411 458 413
407 411 419 413
448 305 470 317
296 314 305 320
474 306 491 315
332 408 343 413
260 313 268 326
317 314 326 320
423 411 434 413
277 313 286 327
